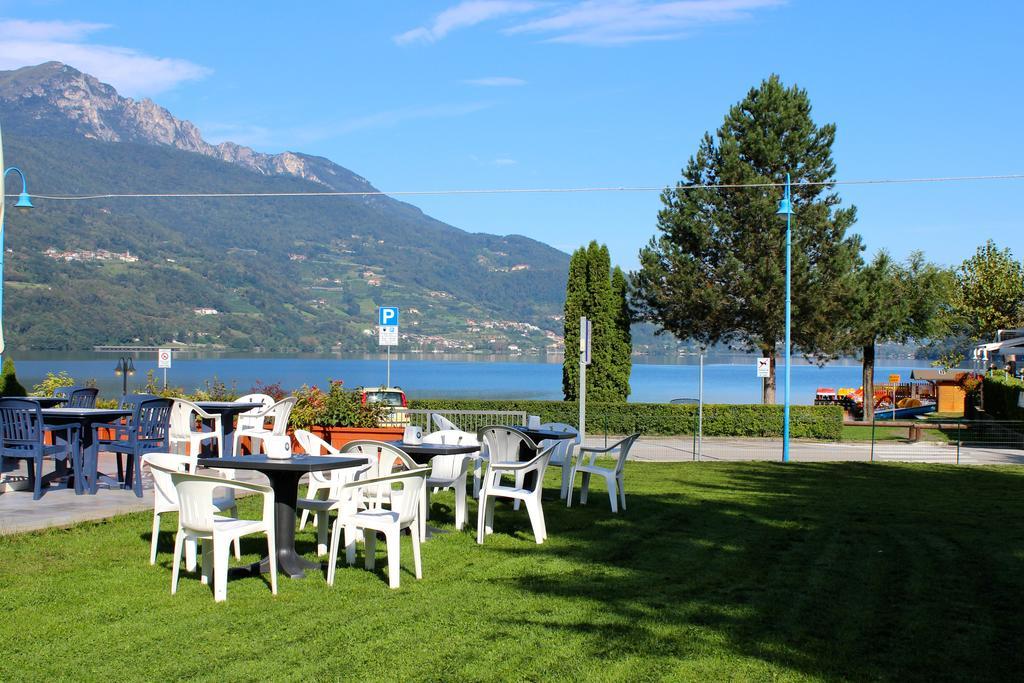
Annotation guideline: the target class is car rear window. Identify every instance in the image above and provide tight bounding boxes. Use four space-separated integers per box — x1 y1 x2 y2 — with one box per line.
365 391 405 406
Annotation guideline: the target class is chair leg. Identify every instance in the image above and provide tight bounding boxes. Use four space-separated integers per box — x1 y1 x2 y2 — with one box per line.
364 529 377 570
186 538 198 572
473 460 482 499
560 465 570 500
454 481 467 531
150 511 161 564
115 453 124 483
411 525 423 580
171 530 184 594
513 471 524 510
71 429 83 495
580 472 591 505
385 529 400 589
201 540 212 585
346 524 358 566
213 537 229 602
316 511 329 557
420 491 427 541
606 474 618 513
32 457 44 500
266 528 278 596
618 474 627 511
133 454 144 497
327 519 341 586
566 468 577 508
525 497 546 544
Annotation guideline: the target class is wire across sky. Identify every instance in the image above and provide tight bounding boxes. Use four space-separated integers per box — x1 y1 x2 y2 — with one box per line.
7 173 1024 202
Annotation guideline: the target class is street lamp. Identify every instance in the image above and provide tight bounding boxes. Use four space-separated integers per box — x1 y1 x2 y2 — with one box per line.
776 173 794 463
114 356 136 396
0 121 35 363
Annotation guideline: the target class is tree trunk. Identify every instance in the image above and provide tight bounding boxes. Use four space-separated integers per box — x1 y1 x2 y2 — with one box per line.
762 349 776 404
862 342 875 422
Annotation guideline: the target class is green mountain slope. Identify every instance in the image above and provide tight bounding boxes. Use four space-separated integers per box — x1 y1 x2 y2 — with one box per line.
1 63 569 352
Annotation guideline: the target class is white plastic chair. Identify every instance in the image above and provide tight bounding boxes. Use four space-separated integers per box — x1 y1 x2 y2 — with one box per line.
567 433 641 513
328 468 428 588
294 430 370 556
477 444 554 545
142 452 240 568
169 469 277 602
422 431 472 534
232 396 295 456
480 426 539 510
169 399 224 458
430 412 460 432
539 422 580 500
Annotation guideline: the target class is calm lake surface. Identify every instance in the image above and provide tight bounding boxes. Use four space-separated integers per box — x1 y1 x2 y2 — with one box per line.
10 352 938 404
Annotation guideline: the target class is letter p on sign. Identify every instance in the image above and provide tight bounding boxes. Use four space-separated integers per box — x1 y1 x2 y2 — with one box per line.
378 307 399 327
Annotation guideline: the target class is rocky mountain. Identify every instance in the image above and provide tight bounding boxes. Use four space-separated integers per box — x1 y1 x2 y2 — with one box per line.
0 62 569 354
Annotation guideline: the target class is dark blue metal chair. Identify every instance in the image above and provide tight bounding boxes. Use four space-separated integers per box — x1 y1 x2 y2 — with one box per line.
0 398 79 500
66 387 99 408
92 397 172 497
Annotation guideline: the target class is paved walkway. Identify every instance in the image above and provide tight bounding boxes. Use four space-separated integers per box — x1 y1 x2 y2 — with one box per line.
3 437 1023 536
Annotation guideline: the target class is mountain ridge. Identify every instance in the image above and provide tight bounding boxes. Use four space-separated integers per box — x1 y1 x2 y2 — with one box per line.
0 62 569 354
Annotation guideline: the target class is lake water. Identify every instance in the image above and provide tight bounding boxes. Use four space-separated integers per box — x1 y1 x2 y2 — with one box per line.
8 352 939 404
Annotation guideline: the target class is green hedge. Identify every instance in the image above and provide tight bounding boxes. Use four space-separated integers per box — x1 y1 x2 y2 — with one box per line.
983 371 1024 420
409 399 844 441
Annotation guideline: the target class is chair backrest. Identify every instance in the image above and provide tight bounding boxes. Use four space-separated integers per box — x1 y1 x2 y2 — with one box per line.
538 422 578 464
266 397 297 435
135 398 173 441
430 412 460 432
170 470 227 533
341 440 417 476
67 387 99 408
611 433 642 474
0 398 43 446
429 453 471 481
422 429 478 446
479 426 536 465
143 452 194 508
293 429 340 456
235 394 275 431
119 393 158 410
168 399 202 445
348 470 427 526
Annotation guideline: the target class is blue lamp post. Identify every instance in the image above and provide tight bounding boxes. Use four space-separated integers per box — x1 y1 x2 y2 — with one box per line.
0 121 35 363
776 173 793 462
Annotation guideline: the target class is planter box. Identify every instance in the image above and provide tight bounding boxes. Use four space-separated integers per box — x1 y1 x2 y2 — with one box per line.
290 426 405 453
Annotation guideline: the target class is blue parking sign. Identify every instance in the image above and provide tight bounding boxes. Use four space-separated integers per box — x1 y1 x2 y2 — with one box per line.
378 306 399 327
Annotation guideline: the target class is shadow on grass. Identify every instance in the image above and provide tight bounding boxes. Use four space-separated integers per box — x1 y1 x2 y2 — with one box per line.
486 462 1024 680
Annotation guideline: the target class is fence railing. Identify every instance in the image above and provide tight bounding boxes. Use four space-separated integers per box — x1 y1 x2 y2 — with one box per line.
387 409 528 433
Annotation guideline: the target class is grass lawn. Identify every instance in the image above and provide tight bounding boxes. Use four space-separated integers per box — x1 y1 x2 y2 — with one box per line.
842 424 954 442
3 461 1024 681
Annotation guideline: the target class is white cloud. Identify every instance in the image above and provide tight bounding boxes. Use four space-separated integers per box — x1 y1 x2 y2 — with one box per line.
508 0 786 45
397 1 784 47
491 157 517 166
395 1 539 44
0 18 210 95
462 76 527 87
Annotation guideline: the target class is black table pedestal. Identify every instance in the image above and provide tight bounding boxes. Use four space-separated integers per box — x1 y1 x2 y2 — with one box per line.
242 469 318 579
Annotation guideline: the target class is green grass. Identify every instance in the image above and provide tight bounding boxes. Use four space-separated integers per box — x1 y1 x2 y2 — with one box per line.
4 462 1024 681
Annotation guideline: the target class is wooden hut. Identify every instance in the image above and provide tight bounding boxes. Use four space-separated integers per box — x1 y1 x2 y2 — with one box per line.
909 369 968 414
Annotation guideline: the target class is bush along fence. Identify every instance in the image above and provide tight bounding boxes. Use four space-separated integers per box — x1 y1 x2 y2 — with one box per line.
409 399 844 441
983 371 1024 421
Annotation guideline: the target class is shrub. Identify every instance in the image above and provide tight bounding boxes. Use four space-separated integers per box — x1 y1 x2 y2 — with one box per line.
191 376 239 402
289 381 386 431
0 358 28 397
408 399 844 440
30 371 76 397
251 380 288 401
983 371 1024 420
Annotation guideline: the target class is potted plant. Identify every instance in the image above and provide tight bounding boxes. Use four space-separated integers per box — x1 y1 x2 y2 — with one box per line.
289 380 402 451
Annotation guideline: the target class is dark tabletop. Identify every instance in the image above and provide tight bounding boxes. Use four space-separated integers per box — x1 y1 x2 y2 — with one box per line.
41 408 132 420
194 401 263 412
25 397 68 408
390 441 480 458
510 427 577 443
197 454 365 472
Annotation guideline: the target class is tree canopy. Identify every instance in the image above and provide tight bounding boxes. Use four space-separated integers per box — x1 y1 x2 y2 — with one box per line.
949 240 1024 342
631 75 862 403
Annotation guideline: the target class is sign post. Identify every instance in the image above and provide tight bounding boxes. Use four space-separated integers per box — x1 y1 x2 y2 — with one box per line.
889 373 901 420
378 307 399 387
158 348 172 389
578 317 591 446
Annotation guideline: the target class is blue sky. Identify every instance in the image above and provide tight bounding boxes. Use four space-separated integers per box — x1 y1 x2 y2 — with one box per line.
1 1 1022 271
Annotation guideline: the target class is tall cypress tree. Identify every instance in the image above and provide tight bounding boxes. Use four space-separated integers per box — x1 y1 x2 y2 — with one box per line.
611 266 633 400
562 242 631 402
562 248 587 400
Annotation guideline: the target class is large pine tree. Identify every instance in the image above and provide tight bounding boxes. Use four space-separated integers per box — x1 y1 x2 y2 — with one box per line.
632 75 861 403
